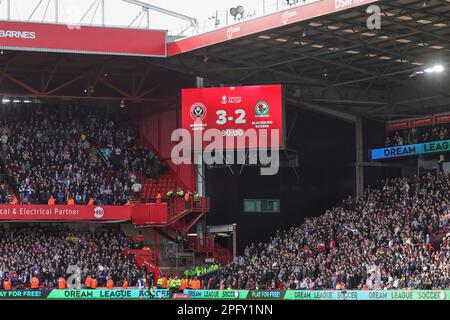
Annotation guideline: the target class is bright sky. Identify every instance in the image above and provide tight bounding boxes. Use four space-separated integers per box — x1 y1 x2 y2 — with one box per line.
0 0 293 35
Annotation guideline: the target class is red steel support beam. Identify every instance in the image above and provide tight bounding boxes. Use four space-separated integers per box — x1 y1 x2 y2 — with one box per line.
1 70 41 95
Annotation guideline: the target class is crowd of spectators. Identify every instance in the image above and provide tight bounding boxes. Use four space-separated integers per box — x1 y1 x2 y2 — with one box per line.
0 104 163 205
385 123 449 147
211 173 450 290
0 226 146 289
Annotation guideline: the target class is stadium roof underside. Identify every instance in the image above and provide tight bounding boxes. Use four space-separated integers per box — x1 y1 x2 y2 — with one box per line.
0 51 192 109
161 0 450 122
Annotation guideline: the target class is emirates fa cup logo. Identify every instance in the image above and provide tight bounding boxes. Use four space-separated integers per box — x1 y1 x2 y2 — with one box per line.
65 5 82 30
282 11 297 25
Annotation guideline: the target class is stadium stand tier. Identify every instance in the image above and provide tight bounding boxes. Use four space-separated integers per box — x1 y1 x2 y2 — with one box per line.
208 173 450 290
385 123 450 147
0 225 148 289
2 0 450 302
0 104 166 205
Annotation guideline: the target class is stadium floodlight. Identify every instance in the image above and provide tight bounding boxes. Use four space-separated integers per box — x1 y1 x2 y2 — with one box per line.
237 6 245 17
230 6 245 20
12 99 21 103
230 7 238 19
424 64 444 73
410 64 445 77
2 98 11 104
120 100 126 108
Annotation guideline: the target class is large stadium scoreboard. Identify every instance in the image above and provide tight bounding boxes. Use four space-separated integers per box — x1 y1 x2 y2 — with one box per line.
181 84 286 150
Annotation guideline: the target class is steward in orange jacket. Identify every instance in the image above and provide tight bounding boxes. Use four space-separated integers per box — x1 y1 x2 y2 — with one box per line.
3 279 11 290
161 276 167 289
48 196 56 205
91 278 98 289
30 276 39 289
85 275 92 289
10 197 19 205
58 277 67 289
67 197 75 205
106 278 114 290
87 198 94 206
122 279 129 289
156 192 162 204
192 277 201 290
180 277 188 290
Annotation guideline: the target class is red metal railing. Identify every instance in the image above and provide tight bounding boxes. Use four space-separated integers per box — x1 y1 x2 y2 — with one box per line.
187 236 233 265
191 197 211 212
123 247 161 285
167 197 211 221
188 236 215 253
167 198 188 221
4 181 17 202
132 197 210 227
430 226 450 245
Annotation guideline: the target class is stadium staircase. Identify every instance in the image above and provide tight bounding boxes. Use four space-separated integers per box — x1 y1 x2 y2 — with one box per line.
133 197 210 231
123 247 161 284
2 180 17 203
5 183 16 201
89 147 99 166
131 134 233 271
187 236 233 266
0 173 18 203
430 226 450 246
133 196 232 270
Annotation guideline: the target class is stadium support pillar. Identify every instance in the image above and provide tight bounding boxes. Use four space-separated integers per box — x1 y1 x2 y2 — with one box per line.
101 0 105 26
355 117 364 199
7 0 11 20
55 0 58 23
195 77 206 241
232 224 237 260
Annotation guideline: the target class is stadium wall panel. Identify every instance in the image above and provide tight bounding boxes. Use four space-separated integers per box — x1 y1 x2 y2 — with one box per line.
206 108 356 252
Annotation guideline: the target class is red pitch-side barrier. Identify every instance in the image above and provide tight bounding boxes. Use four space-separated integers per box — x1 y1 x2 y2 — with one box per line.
131 203 168 225
0 205 131 221
0 199 210 224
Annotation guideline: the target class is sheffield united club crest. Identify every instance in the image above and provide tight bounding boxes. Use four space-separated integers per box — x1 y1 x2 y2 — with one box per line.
190 102 207 121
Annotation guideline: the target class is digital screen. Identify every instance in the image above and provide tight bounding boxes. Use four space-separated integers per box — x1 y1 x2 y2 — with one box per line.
0 289 447 300
371 140 450 160
181 84 285 150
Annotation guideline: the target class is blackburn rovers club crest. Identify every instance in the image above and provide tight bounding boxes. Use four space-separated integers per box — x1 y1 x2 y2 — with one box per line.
255 100 270 117
190 102 207 121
